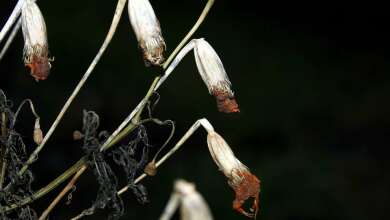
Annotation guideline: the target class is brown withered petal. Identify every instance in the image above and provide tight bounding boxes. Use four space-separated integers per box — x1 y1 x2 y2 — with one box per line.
26 53 50 81
21 0 51 81
207 131 260 218
212 90 240 113
231 171 261 218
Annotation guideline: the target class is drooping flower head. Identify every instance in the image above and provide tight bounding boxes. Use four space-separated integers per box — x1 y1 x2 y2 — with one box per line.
128 0 166 66
207 131 260 218
193 39 239 113
21 0 51 81
157 38 240 113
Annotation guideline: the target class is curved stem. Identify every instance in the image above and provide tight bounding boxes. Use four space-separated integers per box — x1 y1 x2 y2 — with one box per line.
117 118 213 195
162 0 215 69
99 76 160 152
0 0 216 214
17 0 128 176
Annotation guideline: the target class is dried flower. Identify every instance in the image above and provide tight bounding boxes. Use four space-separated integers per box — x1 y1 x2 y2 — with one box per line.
158 39 239 113
128 0 166 66
207 131 260 218
33 118 43 145
21 0 51 81
194 39 239 113
159 179 213 220
144 160 157 176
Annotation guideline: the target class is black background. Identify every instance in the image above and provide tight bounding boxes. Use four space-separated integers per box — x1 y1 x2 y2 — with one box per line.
1 0 389 219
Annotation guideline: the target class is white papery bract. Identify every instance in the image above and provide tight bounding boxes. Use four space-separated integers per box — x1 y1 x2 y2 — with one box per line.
128 0 166 66
21 0 51 81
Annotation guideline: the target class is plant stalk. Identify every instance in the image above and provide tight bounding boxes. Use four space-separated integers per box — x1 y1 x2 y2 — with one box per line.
0 0 216 214
17 0 128 177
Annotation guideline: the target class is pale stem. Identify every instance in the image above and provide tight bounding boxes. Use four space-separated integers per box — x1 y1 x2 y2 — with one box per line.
162 0 215 69
103 0 216 146
38 165 87 220
17 0 128 176
0 112 7 189
0 18 21 62
0 0 25 44
155 40 196 90
0 0 216 214
117 118 214 195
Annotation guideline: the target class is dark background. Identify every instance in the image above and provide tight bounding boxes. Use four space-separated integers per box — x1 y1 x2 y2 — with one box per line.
1 0 389 219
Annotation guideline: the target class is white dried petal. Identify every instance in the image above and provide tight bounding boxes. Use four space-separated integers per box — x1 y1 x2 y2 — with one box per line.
128 0 166 66
22 0 47 51
156 38 239 113
193 38 233 96
21 0 51 81
207 131 248 186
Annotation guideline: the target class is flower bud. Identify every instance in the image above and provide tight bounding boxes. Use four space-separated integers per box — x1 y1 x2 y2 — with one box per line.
193 39 239 113
128 0 166 66
21 0 51 81
207 131 260 218
33 118 43 145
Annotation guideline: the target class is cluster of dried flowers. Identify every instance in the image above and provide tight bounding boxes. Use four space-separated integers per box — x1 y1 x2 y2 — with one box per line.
1 0 261 219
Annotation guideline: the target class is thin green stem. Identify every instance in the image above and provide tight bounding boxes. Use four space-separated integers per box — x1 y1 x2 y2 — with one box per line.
0 157 87 213
100 76 160 152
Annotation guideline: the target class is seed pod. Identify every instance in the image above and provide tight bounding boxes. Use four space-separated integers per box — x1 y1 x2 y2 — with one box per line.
21 0 51 81
207 131 260 218
33 118 43 145
144 160 157 176
73 130 84 140
128 0 166 66
193 39 239 113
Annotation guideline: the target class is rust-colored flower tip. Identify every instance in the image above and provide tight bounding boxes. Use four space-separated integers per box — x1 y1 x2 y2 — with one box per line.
212 90 240 113
193 39 240 113
21 0 51 81
33 118 43 145
128 0 166 66
207 131 260 218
